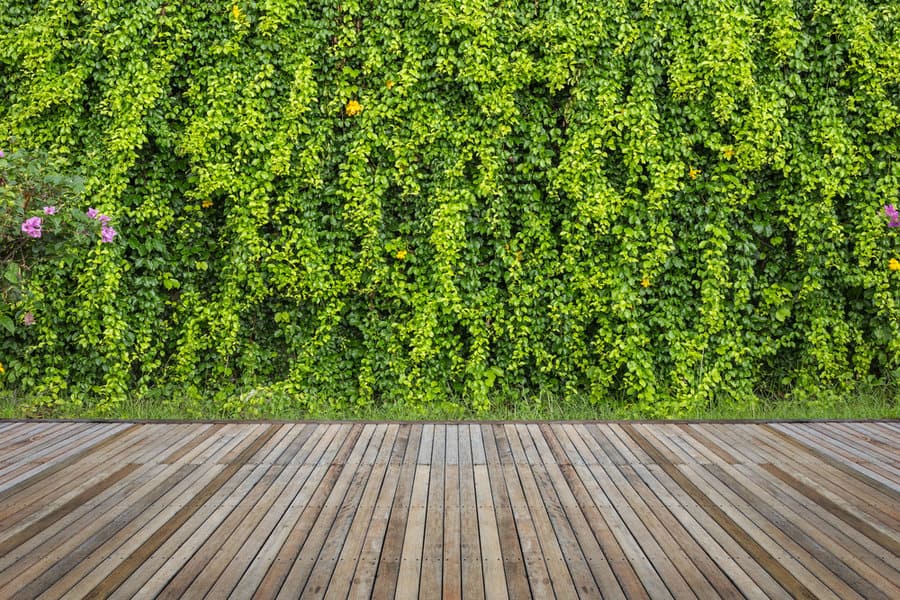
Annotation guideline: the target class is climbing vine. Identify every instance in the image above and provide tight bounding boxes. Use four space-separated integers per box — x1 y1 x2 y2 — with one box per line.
1 0 898 415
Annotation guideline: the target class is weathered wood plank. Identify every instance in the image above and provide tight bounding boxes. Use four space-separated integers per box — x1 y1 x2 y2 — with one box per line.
370 424 422 600
0 420 896 600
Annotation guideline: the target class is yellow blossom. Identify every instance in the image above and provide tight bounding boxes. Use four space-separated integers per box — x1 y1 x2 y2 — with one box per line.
688 166 701 180
0 362 4 374
386 79 395 89
232 5 241 20
345 100 362 116
641 277 650 288
889 258 900 271
202 200 213 209
723 147 734 160
395 249 408 260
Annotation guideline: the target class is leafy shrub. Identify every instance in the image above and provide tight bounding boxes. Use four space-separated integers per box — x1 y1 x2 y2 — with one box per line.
1 0 898 415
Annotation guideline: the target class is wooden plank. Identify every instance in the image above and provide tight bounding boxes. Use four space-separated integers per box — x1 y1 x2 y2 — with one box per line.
445 424 459 465
760 462 900 562
0 424 136 498
395 464 430 598
3 463 213 598
481 425 529 600
532 425 626 598
750 426 900 528
295 438 378 597
0 448 136 529
549 424 583 465
0 423 75 460
503 424 579 599
792 424 900 484
470 424 486 465
708 461 891 599
0 465 167 579
157 465 289 598
370 424 423 600
690 462 863 599
629 461 775 599
457 423 485 600
737 463 900 593
619 424 819 600
766 424 900 498
41 463 237 600
618 463 743 597
678 424 739 464
575 423 622 465
280 424 376 598
251 424 364 598
2 420 898 599
0 424 100 473
223 428 342 599
442 463 462 600
419 424 444 597
739 426 900 536
345 425 411 600
108 463 276 599
417 423 434 465
811 423 900 466
320 424 398 599
641 462 789 599
499 461 553 599
474 464 509 600
542 426 648 598
81 424 282 599
116 464 269 599
0 463 140 563
822 423 900 465
272 423 317 465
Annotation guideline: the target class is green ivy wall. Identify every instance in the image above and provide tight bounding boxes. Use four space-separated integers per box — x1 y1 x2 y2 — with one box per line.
2 0 899 414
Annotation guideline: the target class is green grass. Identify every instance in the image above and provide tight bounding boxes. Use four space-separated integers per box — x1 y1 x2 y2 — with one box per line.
2 381 898 421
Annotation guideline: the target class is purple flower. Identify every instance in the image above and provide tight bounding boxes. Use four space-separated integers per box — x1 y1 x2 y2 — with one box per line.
87 207 99 219
21 217 42 238
97 214 111 225
885 204 900 227
0 149 5 158
23 312 35 326
100 225 117 243
43 206 57 215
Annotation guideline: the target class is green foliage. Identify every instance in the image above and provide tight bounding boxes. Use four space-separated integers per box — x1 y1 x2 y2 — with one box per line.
1 0 899 416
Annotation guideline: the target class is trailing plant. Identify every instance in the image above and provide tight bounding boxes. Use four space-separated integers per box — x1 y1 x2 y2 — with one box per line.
1 0 898 416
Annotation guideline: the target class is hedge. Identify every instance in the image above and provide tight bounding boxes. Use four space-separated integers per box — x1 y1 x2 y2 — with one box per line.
1 0 898 415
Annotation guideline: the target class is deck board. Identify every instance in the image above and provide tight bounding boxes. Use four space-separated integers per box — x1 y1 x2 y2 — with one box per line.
0 420 898 598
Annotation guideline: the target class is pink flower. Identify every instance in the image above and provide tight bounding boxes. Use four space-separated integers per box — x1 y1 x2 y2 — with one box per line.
21 217 42 238
0 149 5 158
87 207 99 219
97 214 110 224
885 204 900 227
23 312 34 326
101 226 117 243
43 206 57 215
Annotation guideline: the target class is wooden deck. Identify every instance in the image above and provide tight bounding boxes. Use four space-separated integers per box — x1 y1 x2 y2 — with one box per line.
0 421 898 599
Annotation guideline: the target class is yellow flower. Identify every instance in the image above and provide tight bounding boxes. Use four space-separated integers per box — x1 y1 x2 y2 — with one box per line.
345 100 362 116
723 147 734 160
889 258 900 271
201 200 213 209
395 249 407 260
0 362 4 374
641 277 650 288
386 79 395 89
688 166 701 180
232 4 241 20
